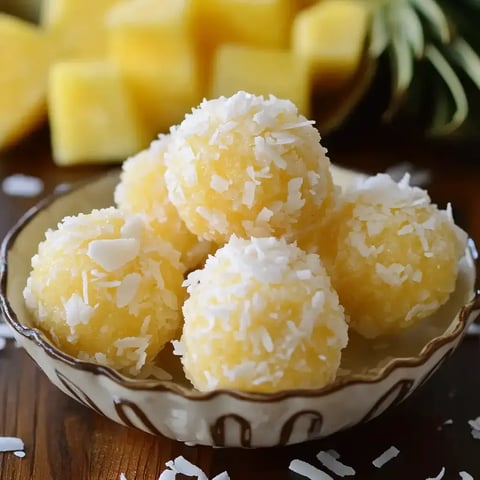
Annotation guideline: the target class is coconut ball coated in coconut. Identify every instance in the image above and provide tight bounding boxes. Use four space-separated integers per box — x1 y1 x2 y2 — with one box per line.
23 207 186 375
325 174 467 339
114 136 213 270
175 236 348 393
165 91 335 244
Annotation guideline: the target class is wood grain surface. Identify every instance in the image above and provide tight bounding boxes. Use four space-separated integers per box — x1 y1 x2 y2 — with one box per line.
1 128 480 480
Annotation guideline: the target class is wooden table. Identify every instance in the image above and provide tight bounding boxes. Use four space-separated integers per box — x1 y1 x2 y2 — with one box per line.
0 129 480 480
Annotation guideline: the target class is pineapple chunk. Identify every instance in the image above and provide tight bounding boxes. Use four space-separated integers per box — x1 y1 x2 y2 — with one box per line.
192 0 292 49
210 44 310 116
292 0 370 90
107 0 201 135
192 0 293 87
48 61 148 165
41 0 122 60
0 14 50 150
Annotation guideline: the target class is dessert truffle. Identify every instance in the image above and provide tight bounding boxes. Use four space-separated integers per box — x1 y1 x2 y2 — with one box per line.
114 135 213 270
175 235 348 392
325 174 467 338
23 207 185 375
165 91 334 244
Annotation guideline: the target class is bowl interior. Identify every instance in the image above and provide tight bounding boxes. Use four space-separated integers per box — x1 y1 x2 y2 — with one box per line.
3 168 477 390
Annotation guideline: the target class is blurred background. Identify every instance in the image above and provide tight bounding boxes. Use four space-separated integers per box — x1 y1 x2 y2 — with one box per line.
1 0 479 167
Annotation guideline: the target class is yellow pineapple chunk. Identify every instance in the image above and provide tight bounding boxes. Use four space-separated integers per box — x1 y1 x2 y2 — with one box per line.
107 0 201 135
192 0 292 49
0 14 50 150
292 0 370 90
192 0 293 87
210 44 310 116
48 61 149 165
41 0 122 60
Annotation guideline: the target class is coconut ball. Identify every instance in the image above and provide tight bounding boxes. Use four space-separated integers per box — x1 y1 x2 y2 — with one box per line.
325 174 467 339
165 91 335 244
23 207 186 375
114 136 213 270
175 236 348 393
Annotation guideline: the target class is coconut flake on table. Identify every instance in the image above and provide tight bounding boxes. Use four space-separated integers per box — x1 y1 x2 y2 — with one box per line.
0 437 24 452
316 451 355 477
0 324 15 339
459 472 473 480
468 416 480 438
211 472 230 480
437 418 453 431
13 450 25 458
372 446 400 468
466 323 480 336
159 456 230 480
289 459 334 480
426 467 445 480
2 174 44 197
54 182 72 194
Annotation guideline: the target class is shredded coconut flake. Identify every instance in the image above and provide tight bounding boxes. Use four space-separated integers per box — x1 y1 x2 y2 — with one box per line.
211 472 230 480
289 459 334 480
0 437 24 452
325 450 340 460
64 294 95 328
13 450 25 458
316 451 355 477
467 323 480 336
116 273 141 308
2 174 44 197
0 324 15 339
87 238 139 272
162 456 208 480
471 429 480 440
426 467 445 480
372 446 400 468
468 417 480 431
210 175 230 193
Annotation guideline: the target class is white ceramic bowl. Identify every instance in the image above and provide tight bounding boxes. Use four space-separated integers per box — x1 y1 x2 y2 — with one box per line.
1 167 478 447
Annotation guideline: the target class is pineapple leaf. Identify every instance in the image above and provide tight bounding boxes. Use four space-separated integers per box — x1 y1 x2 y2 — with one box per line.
369 2 389 57
398 2 424 58
448 38 480 89
410 0 450 44
425 44 468 134
431 81 453 132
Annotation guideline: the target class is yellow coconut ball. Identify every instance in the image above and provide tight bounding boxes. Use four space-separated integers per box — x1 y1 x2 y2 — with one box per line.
175 236 348 393
165 91 335 244
325 174 468 339
23 207 185 375
114 135 213 270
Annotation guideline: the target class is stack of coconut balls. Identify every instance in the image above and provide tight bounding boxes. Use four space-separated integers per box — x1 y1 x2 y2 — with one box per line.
24 91 467 392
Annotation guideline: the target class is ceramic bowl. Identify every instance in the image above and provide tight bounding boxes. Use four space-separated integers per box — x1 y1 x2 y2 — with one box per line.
1 167 478 448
